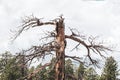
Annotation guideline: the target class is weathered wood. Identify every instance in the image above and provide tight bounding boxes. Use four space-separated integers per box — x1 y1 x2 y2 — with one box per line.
55 17 65 80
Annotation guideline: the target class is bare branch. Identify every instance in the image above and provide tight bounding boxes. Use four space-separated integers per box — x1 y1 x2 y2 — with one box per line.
22 63 51 80
39 31 56 41
65 35 87 47
12 15 56 41
69 27 86 40
65 35 112 65
70 43 80 51
15 40 60 69
65 55 83 63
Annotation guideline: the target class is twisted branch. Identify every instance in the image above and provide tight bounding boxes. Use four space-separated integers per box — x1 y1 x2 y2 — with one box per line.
65 35 112 65
12 15 56 41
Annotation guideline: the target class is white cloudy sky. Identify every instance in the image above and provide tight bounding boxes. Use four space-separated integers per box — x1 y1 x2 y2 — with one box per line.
0 0 120 69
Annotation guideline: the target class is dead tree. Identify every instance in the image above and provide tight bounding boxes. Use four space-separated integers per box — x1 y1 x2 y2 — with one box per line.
13 15 112 80
55 17 65 80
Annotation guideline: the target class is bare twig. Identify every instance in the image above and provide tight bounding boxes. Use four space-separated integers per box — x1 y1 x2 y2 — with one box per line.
65 35 112 65
69 27 86 40
70 43 80 51
65 55 83 63
12 16 55 41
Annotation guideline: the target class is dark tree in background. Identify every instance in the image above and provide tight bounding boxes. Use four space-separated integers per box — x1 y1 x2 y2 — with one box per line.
65 59 74 80
100 56 119 80
13 15 112 80
0 52 28 80
77 63 85 80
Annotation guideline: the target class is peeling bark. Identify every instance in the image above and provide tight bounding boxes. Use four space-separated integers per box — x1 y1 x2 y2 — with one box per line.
55 17 65 80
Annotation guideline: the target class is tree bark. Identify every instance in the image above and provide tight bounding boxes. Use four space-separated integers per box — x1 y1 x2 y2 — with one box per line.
55 17 65 80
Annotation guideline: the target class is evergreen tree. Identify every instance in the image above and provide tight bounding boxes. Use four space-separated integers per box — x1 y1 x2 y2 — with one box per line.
35 64 48 80
28 66 36 80
100 56 119 80
47 58 55 80
65 59 74 80
29 58 56 80
0 52 27 80
77 63 85 80
0 52 25 80
84 67 99 80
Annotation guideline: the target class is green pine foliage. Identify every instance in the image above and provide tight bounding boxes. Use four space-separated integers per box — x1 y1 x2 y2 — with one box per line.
77 63 85 80
77 63 100 80
65 59 74 80
0 53 120 80
100 56 119 80
0 52 27 80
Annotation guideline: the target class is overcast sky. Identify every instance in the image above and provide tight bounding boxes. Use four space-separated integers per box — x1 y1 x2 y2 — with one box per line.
0 0 120 70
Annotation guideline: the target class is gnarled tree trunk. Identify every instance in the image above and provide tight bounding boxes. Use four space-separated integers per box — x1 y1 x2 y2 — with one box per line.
55 17 65 80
